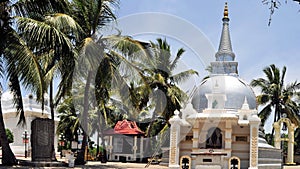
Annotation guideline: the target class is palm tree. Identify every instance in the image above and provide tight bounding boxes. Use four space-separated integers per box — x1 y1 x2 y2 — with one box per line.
68 0 119 164
251 64 300 143
122 38 197 158
16 0 118 162
0 0 61 164
0 0 32 165
14 12 79 161
56 97 80 143
145 38 198 134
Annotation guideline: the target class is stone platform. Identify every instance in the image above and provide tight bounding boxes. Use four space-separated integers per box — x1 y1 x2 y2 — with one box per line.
17 159 67 167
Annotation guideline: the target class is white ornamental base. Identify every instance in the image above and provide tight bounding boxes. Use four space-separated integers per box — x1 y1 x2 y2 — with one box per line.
168 164 180 169
195 165 221 169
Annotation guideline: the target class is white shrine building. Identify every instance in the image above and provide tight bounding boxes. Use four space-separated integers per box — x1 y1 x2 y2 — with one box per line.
1 91 58 157
167 3 282 169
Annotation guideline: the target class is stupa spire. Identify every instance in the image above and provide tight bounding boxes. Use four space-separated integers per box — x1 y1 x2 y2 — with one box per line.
210 2 238 75
223 2 229 19
215 2 235 61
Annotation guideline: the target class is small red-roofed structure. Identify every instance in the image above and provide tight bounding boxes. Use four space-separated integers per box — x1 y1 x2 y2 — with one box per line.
104 120 145 162
104 119 145 135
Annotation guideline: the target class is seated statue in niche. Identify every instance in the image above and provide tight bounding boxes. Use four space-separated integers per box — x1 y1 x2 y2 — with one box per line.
206 128 222 149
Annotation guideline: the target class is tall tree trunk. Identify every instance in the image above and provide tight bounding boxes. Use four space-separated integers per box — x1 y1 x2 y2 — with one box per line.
0 101 17 165
49 80 57 161
96 131 100 158
99 115 107 163
270 105 280 145
144 111 156 159
76 71 92 165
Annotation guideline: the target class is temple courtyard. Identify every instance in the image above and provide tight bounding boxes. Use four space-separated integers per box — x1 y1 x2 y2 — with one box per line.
0 157 299 169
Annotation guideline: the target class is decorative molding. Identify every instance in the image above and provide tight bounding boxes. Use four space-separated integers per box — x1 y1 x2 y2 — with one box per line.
170 131 177 164
224 138 232 142
251 127 258 167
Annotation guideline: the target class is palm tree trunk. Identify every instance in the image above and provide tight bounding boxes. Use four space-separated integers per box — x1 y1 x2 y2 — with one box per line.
270 105 280 145
77 71 92 164
50 80 57 161
99 115 107 163
96 131 100 158
144 111 156 159
0 101 17 165
76 131 87 165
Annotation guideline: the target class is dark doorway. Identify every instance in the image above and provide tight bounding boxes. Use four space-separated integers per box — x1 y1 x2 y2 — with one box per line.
230 158 239 169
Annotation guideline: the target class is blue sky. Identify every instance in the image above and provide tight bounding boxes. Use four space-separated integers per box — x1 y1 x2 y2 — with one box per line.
112 1 300 133
115 0 300 84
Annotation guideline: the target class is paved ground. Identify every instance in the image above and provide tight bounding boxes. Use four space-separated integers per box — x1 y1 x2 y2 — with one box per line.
0 157 299 168
284 166 300 169
0 157 167 168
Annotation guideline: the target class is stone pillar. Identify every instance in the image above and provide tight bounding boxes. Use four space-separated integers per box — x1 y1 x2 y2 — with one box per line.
225 121 232 150
133 136 137 161
108 136 113 160
168 111 181 169
273 122 281 149
198 129 207 149
192 128 199 148
140 136 144 162
287 124 296 164
249 123 259 169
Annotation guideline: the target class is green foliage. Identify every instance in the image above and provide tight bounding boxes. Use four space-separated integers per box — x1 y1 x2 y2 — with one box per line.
251 64 300 146
265 133 274 145
251 64 300 127
6 128 13 144
0 129 14 146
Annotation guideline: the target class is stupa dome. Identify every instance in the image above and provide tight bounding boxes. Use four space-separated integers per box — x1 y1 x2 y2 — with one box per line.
191 75 256 112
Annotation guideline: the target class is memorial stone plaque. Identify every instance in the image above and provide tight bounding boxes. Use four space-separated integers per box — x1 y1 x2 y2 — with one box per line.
31 118 54 161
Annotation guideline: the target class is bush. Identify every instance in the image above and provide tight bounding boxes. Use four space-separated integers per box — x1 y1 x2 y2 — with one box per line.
0 128 14 146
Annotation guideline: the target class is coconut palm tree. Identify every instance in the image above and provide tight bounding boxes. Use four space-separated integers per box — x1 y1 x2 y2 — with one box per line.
11 0 115 162
145 38 198 134
0 0 35 165
250 64 300 143
0 0 61 164
56 97 80 142
68 0 119 164
119 38 197 158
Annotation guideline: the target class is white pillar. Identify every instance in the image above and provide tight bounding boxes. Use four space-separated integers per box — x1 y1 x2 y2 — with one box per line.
133 136 137 161
168 111 181 169
287 124 296 164
225 121 232 150
108 136 113 160
273 122 281 149
249 123 259 169
193 128 199 148
140 136 144 162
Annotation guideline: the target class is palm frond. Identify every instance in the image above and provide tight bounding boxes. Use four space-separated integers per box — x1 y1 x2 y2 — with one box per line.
16 16 74 56
45 13 83 40
78 37 104 73
256 94 270 105
7 68 25 126
170 48 185 71
258 104 272 125
171 69 198 84
5 34 46 109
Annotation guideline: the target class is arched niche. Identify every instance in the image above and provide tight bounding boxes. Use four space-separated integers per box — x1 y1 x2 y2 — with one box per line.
180 155 191 169
228 156 240 169
206 127 223 149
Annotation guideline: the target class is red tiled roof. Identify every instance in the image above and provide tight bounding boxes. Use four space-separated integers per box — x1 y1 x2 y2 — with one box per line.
104 120 145 135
